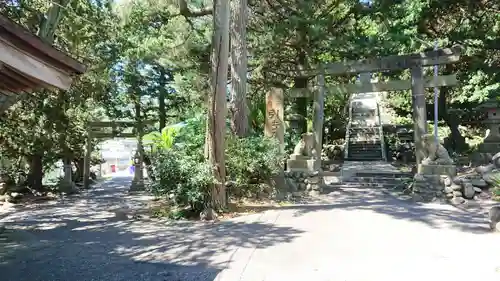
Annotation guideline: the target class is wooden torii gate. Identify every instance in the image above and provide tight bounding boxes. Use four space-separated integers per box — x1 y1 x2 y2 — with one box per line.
266 46 462 167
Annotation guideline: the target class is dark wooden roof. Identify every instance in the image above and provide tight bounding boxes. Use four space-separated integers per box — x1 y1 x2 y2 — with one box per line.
0 14 87 112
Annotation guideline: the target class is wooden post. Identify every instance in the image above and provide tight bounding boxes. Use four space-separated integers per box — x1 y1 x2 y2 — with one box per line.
83 129 92 189
411 65 427 166
265 88 285 151
313 72 326 169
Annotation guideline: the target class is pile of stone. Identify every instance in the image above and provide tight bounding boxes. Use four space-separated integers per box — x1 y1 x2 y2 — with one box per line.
412 172 488 206
442 176 488 205
475 152 500 184
284 171 322 196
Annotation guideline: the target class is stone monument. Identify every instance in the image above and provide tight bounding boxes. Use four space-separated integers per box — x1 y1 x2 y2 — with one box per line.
473 99 500 163
413 134 456 202
285 133 324 196
418 134 455 174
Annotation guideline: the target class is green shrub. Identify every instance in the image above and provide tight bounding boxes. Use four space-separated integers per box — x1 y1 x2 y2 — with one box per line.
150 150 214 213
226 135 284 198
149 114 286 216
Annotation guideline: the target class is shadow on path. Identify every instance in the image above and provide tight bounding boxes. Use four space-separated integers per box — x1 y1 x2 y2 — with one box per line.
296 188 492 233
0 177 303 281
232 187 493 234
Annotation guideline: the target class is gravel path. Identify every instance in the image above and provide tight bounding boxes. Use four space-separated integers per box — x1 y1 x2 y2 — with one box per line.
1 177 499 281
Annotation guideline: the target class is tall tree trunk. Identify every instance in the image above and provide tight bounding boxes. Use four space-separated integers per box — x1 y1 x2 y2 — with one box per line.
159 89 166 131
38 0 70 43
438 87 467 152
205 0 230 211
74 157 84 182
438 64 467 153
28 154 43 191
229 0 249 137
27 0 69 191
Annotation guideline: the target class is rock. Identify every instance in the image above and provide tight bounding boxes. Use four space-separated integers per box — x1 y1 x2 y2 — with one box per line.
298 183 306 190
450 196 465 205
451 184 462 191
440 176 452 187
0 182 6 195
444 186 454 193
309 171 319 177
482 172 499 185
9 192 22 199
309 184 321 191
470 179 488 188
308 190 321 197
306 176 320 184
414 174 424 181
475 164 495 175
292 191 303 197
437 197 448 204
463 183 475 199
445 192 454 198
328 165 340 172
453 191 463 197
495 222 500 232
463 200 481 209
489 206 500 231
6 194 18 203
492 152 500 168
473 186 482 193
452 176 463 185
200 208 218 221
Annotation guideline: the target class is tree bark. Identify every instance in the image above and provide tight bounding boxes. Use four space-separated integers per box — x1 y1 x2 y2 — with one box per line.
229 0 249 137
205 0 230 211
438 87 467 152
437 64 467 152
38 0 71 43
74 157 84 182
159 88 166 131
28 154 43 191
27 0 69 191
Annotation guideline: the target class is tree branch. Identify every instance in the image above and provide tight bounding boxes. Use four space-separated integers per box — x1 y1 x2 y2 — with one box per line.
176 0 213 17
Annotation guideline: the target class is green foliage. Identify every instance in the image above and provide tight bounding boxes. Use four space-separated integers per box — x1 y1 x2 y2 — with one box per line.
144 126 179 151
150 112 285 213
150 149 214 214
226 136 284 198
173 116 207 159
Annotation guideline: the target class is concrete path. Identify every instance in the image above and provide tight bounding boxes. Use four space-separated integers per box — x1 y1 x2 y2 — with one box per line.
1 177 499 281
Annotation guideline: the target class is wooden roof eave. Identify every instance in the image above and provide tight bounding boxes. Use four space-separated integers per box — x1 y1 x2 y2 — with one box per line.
0 37 73 91
0 14 87 75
